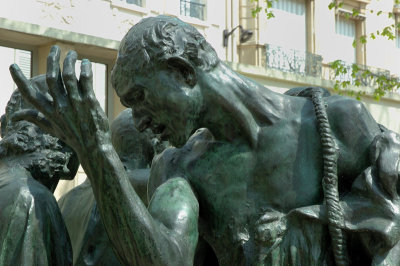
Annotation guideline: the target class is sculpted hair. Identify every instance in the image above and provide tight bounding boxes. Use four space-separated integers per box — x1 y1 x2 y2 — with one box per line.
0 88 79 188
112 15 220 86
0 90 63 157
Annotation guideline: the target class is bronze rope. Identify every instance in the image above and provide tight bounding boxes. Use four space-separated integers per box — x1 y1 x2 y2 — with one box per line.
310 88 348 266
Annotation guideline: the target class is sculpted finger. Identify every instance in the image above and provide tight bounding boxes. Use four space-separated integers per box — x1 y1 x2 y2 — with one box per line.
46 45 66 105
9 64 53 115
63 50 80 105
79 59 93 93
11 109 54 135
79 59 97 105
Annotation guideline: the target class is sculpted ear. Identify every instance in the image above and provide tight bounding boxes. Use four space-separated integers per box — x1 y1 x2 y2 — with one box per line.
166 57 197 87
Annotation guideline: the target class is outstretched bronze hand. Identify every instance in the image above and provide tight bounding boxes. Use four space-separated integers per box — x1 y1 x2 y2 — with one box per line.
10 45 109 159
10 45 199 266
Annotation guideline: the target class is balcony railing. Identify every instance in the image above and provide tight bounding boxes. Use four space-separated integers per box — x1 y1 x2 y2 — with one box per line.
180 0 205 20
264 43 397 90
327 61 392 88
265 43 323 77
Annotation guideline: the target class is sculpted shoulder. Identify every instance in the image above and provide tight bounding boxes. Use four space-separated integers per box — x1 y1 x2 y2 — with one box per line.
148 128 216 199
326 95 380 178
0 167 59 216
325 95 380 140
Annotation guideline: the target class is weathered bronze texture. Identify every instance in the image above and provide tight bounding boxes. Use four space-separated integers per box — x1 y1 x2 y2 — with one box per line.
58 109 160 265
9 15 400 265
0 75 78 265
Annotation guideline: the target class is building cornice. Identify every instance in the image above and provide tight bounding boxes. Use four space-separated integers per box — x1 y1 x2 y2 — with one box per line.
0 17 120 50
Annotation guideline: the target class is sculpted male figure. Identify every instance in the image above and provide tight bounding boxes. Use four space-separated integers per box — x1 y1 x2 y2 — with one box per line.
10 16 400 265
0 76 79 265
58 108 161 265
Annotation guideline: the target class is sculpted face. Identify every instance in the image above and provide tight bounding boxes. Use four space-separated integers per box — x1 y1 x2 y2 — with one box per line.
113 64 204 147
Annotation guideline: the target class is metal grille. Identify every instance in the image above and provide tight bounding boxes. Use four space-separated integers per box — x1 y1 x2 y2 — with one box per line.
265 43 323 77
328 61 392 88
180 0 205 20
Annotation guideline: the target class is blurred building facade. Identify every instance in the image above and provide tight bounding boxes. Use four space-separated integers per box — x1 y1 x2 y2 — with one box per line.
0 0 399 197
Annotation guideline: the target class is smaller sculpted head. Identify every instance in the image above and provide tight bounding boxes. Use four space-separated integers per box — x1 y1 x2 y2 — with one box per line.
111 108 156 170
111 15 220 147
0 75 79 191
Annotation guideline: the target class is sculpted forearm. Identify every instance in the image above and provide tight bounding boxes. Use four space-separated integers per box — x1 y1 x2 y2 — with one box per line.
80 144 156 264
9 46 196 266
81 144 197 265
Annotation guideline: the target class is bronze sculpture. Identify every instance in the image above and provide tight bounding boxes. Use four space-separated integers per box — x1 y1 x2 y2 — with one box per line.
9 15 400 265
0 75 78 265
58 108 161 265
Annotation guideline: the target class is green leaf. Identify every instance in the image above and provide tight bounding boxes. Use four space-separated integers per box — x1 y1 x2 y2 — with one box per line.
351 63 359 73
381 26 395 40
360 35 367 44
377 11 383 16
267 12 275 19
352 9 360 17
370 33 376 39
251 7 262 17
334 82 340 91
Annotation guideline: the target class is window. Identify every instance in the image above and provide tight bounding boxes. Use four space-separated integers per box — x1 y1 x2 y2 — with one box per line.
0 46 31 119
396 31 400 49
266 0 306 51
331 2 366 66
396 13 400 49
264 0 308 73
75 60 107 111
335 16 356 64
119 0 142 6
274 0 306 16
180 0 206 20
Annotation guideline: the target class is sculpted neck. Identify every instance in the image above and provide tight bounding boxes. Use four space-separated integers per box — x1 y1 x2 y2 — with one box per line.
0 153 60 191
196 62 287 147
1 154 33 170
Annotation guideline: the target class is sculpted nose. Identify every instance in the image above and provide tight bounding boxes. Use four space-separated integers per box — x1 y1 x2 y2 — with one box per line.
136 116 152 132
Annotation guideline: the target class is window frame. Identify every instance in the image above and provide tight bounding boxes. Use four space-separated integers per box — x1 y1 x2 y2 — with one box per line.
110 0 147 14
394 11 400 49
335 3 367 65
179 0 207 21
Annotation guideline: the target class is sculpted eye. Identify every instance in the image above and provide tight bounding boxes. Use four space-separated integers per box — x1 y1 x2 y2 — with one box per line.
121 88 145 107
134 90 145 102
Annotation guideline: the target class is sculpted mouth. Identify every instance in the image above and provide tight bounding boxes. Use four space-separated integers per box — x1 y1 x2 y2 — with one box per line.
137 117 152 132
151 124 169 141
152 124 166 134
157 125 170 141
